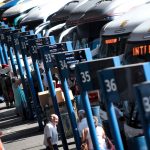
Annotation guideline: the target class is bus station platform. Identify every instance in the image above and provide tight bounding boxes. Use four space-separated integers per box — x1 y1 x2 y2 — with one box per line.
0 103 76 150
0 101 144 150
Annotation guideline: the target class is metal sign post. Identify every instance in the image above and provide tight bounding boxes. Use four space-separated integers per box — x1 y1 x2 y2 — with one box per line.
40 42 72 150
4 27 18 76
1 43 8 64
134 81 150 150
0 28 10 64
8 28 34 120
55 48 92 149
97 68 123 150
28 36 56 92
0 44 5 64
0 28 8 64
97 62 150 150
18 32 44 129
75 56 122 150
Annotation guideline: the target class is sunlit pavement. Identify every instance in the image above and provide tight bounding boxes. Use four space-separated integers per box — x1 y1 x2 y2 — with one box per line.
0 101 143 150
0 103 76 150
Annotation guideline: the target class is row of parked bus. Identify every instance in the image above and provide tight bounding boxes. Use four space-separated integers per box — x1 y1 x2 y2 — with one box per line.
0 0 150 150
0 0 150 52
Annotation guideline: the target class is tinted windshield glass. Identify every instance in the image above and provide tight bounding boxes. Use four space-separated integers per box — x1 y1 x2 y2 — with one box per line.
99 36 128 58
124 41 150 64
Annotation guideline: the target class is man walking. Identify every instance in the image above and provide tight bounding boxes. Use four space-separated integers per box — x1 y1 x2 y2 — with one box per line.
44 114 59 150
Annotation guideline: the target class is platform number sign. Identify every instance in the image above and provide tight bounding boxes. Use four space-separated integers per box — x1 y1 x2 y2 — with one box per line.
80 71 91 83
6 30 21 47
12 32 21 50
4 30 12 47
40 45 53 69
19 36 28 53
142 96 150 113
59 60 68 70
19 34 37 56
55 49 91 79
14 38 20 46
104 78 117 93
7 35 11 42
0 33 5 41
44 53 52 63
0 28 9 43
98 68 120 103
31 45 38 54
30 37 53 60
40 43 68 70
134 82 150 124
21 40 26 49
28 39 39 60
35 37 50 46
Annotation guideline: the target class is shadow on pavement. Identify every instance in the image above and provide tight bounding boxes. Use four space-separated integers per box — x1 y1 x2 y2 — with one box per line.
0 114 17 122
0 106 37 130
2 126 43 144
0 115 30 130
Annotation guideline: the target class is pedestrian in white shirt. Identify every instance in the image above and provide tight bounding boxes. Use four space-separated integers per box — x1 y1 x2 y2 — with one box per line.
77 109 88 137
44 114 59 150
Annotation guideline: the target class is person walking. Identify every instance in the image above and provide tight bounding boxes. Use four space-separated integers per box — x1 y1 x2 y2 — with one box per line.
77 109 88 138
43 114 59 150
11 77 27 119
81 116 107 150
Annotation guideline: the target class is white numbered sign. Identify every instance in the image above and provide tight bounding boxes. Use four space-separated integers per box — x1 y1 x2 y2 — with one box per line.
104 79 117 92
142 96 150 113
14 38 19 46
59 60 68 70
80 71 91 83
21 42 26 49
31 45 37 54
45 54 52 63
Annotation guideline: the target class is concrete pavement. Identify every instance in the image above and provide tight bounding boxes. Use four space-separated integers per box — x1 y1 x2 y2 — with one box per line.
0 101 144 150
0 103 76 150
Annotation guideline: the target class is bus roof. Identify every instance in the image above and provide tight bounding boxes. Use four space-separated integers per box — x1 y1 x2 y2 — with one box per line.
2 0 50 18
66 0 100 26
128 20 150 42
20 0 71 25
102 2 150 36
50 0 83 24
79 1 112 24
79 0 137 24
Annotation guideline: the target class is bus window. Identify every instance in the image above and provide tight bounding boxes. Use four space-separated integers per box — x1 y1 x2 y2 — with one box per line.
99 36 128 58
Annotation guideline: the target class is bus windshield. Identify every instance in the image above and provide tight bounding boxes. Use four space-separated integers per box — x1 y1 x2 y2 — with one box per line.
124 41 150 64
99 35 128 58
